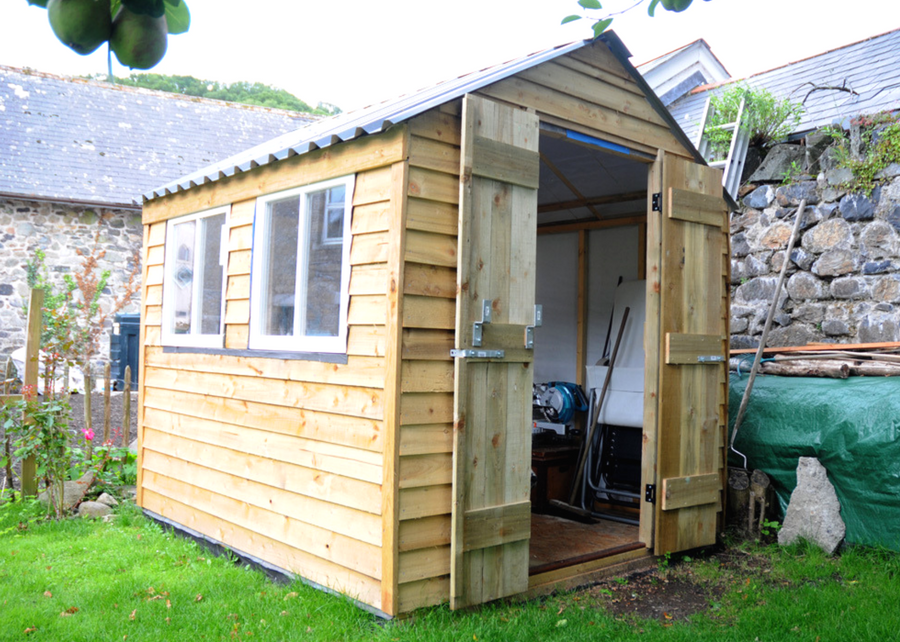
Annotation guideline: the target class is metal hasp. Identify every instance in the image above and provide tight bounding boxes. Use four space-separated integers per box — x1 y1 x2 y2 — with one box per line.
451 349 506 359
472 299 493 347
697 355 725 363
524 304 543 350
652 192 662 212
645 484 656 504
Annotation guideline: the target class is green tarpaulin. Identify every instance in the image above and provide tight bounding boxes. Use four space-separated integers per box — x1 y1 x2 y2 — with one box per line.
729 374 900 550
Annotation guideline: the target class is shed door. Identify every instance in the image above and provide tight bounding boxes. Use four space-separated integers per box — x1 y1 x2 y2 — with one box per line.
450 94 539 609
653 152 729 554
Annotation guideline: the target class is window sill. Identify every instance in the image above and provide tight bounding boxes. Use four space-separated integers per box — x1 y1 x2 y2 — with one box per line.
161 345 349 364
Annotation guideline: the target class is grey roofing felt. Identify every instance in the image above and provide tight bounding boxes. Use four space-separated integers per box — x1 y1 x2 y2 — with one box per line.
668 28 900 145
0 66 316 208
145 33 705 203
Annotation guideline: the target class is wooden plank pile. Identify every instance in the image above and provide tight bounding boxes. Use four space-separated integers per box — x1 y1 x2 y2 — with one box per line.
730 341 900 378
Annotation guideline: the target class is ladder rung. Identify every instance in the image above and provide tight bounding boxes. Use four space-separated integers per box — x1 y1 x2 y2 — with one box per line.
709 160 728 169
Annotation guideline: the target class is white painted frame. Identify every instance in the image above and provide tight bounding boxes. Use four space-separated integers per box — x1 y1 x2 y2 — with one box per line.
249 175 355 354
161 205 230 348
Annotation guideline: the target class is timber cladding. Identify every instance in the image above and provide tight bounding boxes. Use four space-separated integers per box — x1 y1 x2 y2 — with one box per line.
138 127 409 613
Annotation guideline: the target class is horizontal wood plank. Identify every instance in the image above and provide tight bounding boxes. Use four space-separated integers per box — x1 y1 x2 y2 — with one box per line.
401 329 454 360
398 515 452 552
399 424 453 456
145 245 165 267
350 231 389 265
403 264 457 299
462 501 531 552
408 110 461 146
353 165 393 206
141 447 381 546
225 274 250 301
398 485 452 520
398 576 449 612
348 325 386 357
471 135 540 189
669 187 727 227
142 386 383 452
142 428 381 514
224 324 249 350
398 545 451 583
227 249 252 276
661 473 721 511
400 360 454 393
399 392 453 425
351 201 391 235
145 264 164 287
224 299 249 325
348 294 387 326
405 230 458 268
143 367 383 420
141 487 383 610
666 333 726 365
409 135 461 174
402 296 455 329
349 264 389 296
147 222 166 246
406 198 459 236
408 167 459 205
398 453 453 489
229 224 253 251
229 199 256 225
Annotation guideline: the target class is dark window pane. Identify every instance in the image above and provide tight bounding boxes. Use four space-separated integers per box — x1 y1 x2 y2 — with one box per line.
199 213 225 334
265 197 300 336
303 186 344 337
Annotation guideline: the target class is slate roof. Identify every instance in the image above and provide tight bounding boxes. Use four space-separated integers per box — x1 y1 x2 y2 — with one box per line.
146 33 705 203
0 66 316 208
668 28 900 145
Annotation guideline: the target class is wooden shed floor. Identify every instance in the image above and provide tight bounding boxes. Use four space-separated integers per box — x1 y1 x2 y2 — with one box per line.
529 513 643 576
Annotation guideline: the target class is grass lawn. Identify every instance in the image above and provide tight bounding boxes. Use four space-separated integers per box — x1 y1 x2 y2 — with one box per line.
2 498 899 641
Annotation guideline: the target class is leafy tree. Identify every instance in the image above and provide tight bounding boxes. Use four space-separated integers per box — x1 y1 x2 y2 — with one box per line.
107 73 341 115
564 0 712 37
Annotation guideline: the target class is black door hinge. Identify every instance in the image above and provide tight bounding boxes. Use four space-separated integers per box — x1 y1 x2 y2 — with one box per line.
651 193 662 212
645 484 656 504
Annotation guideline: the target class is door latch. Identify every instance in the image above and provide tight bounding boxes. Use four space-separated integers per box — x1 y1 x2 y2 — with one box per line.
645 484 656 504
451 349 505 359
472 299 492 347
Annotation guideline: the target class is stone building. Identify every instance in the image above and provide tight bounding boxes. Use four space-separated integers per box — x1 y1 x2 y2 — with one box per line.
0 66 315 360
662 28 900 348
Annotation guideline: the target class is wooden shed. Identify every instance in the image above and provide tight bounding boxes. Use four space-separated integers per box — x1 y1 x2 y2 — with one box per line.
136 33 730 617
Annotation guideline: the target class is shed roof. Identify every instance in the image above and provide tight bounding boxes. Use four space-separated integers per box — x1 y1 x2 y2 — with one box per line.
0 66 315 209
146 32 704 203
668 27 900 145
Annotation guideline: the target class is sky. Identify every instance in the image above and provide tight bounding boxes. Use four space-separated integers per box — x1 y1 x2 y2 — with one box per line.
1 0 898 112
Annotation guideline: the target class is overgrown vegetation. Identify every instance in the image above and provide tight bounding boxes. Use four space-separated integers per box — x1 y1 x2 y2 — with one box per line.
703 84 804 161
105 73 342 115
2 499 899 641
823 111 900 194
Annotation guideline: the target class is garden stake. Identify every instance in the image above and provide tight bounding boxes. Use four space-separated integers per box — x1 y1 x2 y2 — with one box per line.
731 200 807 468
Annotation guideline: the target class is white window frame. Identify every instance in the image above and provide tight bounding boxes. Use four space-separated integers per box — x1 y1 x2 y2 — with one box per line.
249 175 354 354
161 205 229 348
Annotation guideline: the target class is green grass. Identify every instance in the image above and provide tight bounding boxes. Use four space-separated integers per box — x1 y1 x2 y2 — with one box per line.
2 499 899 641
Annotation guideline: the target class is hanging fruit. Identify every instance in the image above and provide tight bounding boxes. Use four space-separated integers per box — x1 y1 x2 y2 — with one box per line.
27 0 190 69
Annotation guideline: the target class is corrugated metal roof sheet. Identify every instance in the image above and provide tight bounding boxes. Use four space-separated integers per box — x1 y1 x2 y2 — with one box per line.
144 40 592 202
669 27 900 145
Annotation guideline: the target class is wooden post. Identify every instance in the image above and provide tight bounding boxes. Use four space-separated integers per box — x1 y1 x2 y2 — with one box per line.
3 358 15 490
22 288 43 497
84 364 93 461
103 362 111 443
123 365 131 447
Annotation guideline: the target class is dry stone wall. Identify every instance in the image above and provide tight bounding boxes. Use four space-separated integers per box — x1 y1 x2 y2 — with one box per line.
0 198 142 362
731 142 900 349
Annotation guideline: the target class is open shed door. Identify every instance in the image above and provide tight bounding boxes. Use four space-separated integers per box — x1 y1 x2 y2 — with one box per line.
652 152 729 554
450 94 539 609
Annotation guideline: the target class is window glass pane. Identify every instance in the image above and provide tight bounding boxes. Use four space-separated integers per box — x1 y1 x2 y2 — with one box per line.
171 220 196 334
199 213 225 335
265 197 300 336
304 186 344 337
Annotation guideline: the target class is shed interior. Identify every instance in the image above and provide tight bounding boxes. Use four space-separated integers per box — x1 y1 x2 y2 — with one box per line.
528 129 651 575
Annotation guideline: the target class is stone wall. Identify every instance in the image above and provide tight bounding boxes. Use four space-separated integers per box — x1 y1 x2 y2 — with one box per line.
0 198 142 363
730 140 900 349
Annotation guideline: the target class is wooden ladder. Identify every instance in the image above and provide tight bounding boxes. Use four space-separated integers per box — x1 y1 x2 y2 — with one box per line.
696 95 750 201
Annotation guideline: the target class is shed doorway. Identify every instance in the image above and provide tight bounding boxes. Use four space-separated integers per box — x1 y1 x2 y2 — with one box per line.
529 128 652 578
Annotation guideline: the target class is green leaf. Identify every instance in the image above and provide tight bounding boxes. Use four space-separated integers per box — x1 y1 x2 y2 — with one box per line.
561 14 583 24
578 0 601 8
26 0 48 8
121 0 165 18
591 18 612 38
648 0 661 16
164 0 190 34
